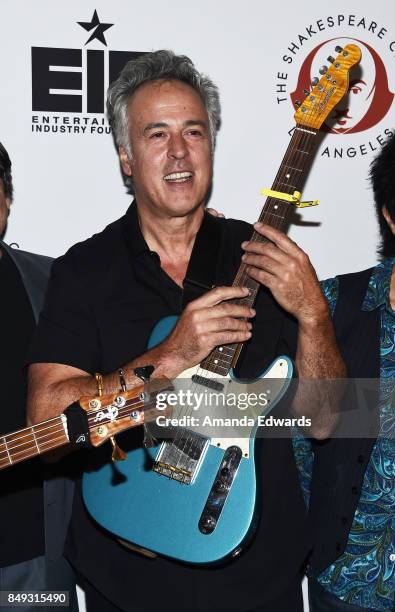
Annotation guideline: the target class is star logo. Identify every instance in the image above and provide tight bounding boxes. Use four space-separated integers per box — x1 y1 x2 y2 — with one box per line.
77 10 113 47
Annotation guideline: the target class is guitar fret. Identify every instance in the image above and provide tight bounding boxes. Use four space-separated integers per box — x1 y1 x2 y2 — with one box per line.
31 427 40 453
276 181 298 189
263 211 286 220
213 356 233 367
0 416 67 470
2 437 12 465
284 165 302 172
200 361 229 375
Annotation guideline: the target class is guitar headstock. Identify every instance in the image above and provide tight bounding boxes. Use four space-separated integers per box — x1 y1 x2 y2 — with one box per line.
79 377 173 447
294 43 361 130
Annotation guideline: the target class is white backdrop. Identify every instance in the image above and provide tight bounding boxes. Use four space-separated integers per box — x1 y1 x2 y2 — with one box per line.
1 1 394 610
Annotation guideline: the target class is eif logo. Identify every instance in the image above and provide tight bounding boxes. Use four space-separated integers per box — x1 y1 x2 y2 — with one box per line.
31 10 144 134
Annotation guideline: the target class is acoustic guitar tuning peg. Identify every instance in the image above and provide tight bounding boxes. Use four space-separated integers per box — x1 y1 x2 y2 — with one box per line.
295 100 301 107
335 45 343 53
327 56 335 64
319 65 328 75
303 89 310 96
311 77 319 86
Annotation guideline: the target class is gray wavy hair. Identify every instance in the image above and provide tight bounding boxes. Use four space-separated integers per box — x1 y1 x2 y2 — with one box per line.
107 49 221 167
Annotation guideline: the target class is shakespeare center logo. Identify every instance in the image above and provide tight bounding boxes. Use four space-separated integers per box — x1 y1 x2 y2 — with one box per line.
31 10 144 135
275 14 395 159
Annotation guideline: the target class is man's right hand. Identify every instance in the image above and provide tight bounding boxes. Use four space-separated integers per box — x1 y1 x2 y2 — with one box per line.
159 286 255 377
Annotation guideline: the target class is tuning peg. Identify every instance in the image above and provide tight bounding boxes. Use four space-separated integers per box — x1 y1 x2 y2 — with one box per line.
335 45 343 53
319 65 328 75
327 56 335 64
303 89 310 96
295 100 301 107
311 77 319 86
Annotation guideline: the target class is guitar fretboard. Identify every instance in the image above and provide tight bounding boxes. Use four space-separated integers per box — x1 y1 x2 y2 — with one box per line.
201 124 318 375
0 416 68 470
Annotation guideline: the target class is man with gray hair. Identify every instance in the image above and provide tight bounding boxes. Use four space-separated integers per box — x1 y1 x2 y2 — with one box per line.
28 50 345 611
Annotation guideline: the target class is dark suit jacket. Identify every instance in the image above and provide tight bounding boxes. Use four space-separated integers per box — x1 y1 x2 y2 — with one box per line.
0 240 78 609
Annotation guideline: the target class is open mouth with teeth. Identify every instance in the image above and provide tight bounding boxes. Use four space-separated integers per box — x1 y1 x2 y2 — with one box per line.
163 171 193 183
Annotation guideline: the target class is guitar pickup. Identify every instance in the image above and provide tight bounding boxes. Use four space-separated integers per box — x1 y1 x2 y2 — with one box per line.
191 375 224 392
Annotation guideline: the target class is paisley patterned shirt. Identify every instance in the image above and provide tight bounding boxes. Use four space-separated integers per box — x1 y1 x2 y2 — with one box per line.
294 258 395 610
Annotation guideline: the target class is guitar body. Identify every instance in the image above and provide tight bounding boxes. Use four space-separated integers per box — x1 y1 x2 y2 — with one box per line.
83 316 293 563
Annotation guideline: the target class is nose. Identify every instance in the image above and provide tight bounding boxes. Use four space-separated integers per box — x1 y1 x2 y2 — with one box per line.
167 133 188 160
335 108 351 119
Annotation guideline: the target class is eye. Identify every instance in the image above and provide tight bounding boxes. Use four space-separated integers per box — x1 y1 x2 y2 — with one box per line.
185 128 204 137
351 86 362 94
150 131 166 139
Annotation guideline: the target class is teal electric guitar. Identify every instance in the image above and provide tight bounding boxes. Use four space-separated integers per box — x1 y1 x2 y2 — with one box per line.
82 44 361 563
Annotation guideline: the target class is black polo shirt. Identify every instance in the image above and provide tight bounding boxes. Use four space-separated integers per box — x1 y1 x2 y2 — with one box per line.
29 202 309 611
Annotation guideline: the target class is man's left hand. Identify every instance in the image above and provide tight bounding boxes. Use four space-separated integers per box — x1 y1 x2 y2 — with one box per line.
241 222 328 328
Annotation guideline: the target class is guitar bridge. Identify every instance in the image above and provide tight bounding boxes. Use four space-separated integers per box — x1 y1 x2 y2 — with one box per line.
153 461 192 484
153 434 209 485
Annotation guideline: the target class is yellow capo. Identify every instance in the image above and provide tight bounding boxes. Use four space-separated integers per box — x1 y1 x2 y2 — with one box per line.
261 188 319 209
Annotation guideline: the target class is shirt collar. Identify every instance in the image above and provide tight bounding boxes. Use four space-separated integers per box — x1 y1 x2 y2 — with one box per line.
362 256 395 311
122 200 151 257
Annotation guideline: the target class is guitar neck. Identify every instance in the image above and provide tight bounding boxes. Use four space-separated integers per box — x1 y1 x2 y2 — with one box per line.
201 124 318 374
0 416 69 470
0 377 172 471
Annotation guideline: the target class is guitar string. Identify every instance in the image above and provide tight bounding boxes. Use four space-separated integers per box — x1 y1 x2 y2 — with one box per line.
0 435 69 466
0 396 146 458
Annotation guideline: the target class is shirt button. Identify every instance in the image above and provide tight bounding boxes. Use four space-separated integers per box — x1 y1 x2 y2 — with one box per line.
357 455 365 463
390 554 395 562
351 486 358 495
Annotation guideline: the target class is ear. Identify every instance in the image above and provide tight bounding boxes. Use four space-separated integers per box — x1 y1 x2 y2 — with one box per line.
5 197 11 211
382 206 395 235
119 146 132 178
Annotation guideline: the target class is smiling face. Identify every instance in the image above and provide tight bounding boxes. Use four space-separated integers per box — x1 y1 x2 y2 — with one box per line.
119 79 213 219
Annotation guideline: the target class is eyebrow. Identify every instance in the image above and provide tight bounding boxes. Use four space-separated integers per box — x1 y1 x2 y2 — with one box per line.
143 119 208 134
349 79 367 87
